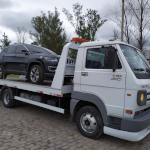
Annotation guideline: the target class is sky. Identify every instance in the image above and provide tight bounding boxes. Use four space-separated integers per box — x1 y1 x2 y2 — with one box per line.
0 0 121 46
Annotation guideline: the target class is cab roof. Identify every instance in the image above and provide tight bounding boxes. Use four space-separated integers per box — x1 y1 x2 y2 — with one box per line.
79 40 130 48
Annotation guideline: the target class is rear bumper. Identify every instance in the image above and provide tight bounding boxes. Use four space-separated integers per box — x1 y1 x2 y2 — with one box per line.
104 126 150 142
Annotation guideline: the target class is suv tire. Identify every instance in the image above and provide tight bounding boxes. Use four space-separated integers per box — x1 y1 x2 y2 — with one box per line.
29 65 44 84
0 65 6 79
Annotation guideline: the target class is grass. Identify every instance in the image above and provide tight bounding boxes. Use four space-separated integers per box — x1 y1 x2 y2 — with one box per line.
7 74 21 77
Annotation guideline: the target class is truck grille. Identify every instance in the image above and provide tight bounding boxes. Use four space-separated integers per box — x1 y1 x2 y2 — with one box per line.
147 93 150 101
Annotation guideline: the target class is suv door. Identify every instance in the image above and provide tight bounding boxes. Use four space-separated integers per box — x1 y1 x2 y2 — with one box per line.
80 45 126 117
15 45 30 74
3 46 17 74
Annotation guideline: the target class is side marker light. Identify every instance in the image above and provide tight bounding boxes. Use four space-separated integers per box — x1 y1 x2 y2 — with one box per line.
126 110 132 114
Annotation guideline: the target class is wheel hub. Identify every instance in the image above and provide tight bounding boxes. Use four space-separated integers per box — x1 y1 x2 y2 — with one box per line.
80 113 97 133
30 67 39 82
4 93 9 105
85 120 90 126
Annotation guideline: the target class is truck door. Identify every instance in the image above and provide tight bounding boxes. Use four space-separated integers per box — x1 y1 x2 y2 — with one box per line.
80 45 126 117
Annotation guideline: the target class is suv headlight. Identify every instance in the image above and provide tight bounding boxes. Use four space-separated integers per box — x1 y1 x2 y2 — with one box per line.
137 90 147 106
44 57 58 62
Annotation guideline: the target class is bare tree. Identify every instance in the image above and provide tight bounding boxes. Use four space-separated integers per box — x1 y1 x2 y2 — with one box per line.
113 28 120 40
111 2 133 44
29 30 41 45
16 27 28 44
125 0 150 51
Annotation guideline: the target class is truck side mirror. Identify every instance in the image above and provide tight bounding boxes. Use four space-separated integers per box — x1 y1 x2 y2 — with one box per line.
104 47 117 72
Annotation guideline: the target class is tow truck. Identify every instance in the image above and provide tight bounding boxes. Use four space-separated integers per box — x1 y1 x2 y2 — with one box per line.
1 37 150 141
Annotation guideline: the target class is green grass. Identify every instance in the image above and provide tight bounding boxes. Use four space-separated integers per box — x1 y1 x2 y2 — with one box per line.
7 74 21 77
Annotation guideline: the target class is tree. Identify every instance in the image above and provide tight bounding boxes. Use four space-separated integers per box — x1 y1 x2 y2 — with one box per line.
113 28 120 40
63 3 107 41
16 27 28 44
112 2 133 44
30 8 67 55
112 0 150 51
1 32 11 48
125 0 150 51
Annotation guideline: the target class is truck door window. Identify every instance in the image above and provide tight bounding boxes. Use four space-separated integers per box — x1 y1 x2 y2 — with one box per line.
86 47 122 69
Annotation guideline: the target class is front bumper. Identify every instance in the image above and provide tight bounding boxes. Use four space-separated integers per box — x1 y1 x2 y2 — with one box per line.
104 108 150 141
121 108 150 132
44 73 55 80
104 126 150 142
43 60 57 80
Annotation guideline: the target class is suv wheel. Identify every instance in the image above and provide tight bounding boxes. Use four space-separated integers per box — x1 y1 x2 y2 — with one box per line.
29 65 44 84
0 65 6 79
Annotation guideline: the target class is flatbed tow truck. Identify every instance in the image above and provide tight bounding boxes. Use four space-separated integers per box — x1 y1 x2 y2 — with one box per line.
1 37 150 141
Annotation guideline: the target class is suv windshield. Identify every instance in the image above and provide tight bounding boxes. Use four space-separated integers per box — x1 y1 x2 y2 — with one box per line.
120 44 150 79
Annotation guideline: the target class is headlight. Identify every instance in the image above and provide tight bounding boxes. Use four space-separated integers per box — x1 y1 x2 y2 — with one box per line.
44 57 58 62
137 90 147 106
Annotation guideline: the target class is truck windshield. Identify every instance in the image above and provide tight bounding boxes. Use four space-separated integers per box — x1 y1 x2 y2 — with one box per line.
120 44 150 79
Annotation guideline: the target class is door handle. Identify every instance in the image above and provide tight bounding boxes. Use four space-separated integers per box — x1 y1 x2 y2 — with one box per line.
81 72 88 76
3 55 5 57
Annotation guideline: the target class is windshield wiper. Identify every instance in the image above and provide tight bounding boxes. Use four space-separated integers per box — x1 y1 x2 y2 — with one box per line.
133 68 145 71
133 68 150 75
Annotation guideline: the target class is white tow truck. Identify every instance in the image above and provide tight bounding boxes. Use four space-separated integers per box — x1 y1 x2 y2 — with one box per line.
1 37 150 141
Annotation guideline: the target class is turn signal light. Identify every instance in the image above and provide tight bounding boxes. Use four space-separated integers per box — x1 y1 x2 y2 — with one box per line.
126 110 132 114
141 93 144 101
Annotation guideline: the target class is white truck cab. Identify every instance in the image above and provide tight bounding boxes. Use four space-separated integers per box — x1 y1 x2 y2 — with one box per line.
1 38 150 142
71 39 150 141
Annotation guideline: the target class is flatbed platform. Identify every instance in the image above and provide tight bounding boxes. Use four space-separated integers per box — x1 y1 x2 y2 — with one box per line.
0 78 73 97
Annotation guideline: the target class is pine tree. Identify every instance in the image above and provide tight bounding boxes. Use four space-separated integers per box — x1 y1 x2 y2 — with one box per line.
31 8 67 55
1 32 11 48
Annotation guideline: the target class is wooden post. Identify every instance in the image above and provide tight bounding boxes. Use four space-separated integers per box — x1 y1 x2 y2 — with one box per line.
121 0 124 42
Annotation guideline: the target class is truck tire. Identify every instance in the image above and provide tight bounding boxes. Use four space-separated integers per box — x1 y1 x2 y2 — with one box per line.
2 89 16 108
76 106 103 139
29 65 44 84
0 65 6 79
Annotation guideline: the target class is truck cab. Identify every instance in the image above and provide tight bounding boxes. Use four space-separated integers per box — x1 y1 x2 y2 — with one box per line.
71 39 150 141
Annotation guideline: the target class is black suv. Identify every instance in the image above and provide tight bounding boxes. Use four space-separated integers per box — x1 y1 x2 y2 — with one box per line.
0 44 60 84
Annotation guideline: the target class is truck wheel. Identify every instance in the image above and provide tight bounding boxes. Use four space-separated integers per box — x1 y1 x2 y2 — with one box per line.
76 106 103 139
0 65 6 79
2 89 16 108
29 65 44 84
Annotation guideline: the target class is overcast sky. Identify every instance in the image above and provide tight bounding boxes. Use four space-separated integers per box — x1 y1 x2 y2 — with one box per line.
0 0 121 46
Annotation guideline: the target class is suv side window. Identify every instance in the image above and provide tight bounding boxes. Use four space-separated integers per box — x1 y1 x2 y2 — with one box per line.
86 47 122 69
7 46 17 54
16 45 26 54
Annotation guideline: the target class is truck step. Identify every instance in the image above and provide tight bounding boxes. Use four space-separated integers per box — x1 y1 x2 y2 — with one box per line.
14 96 64 114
